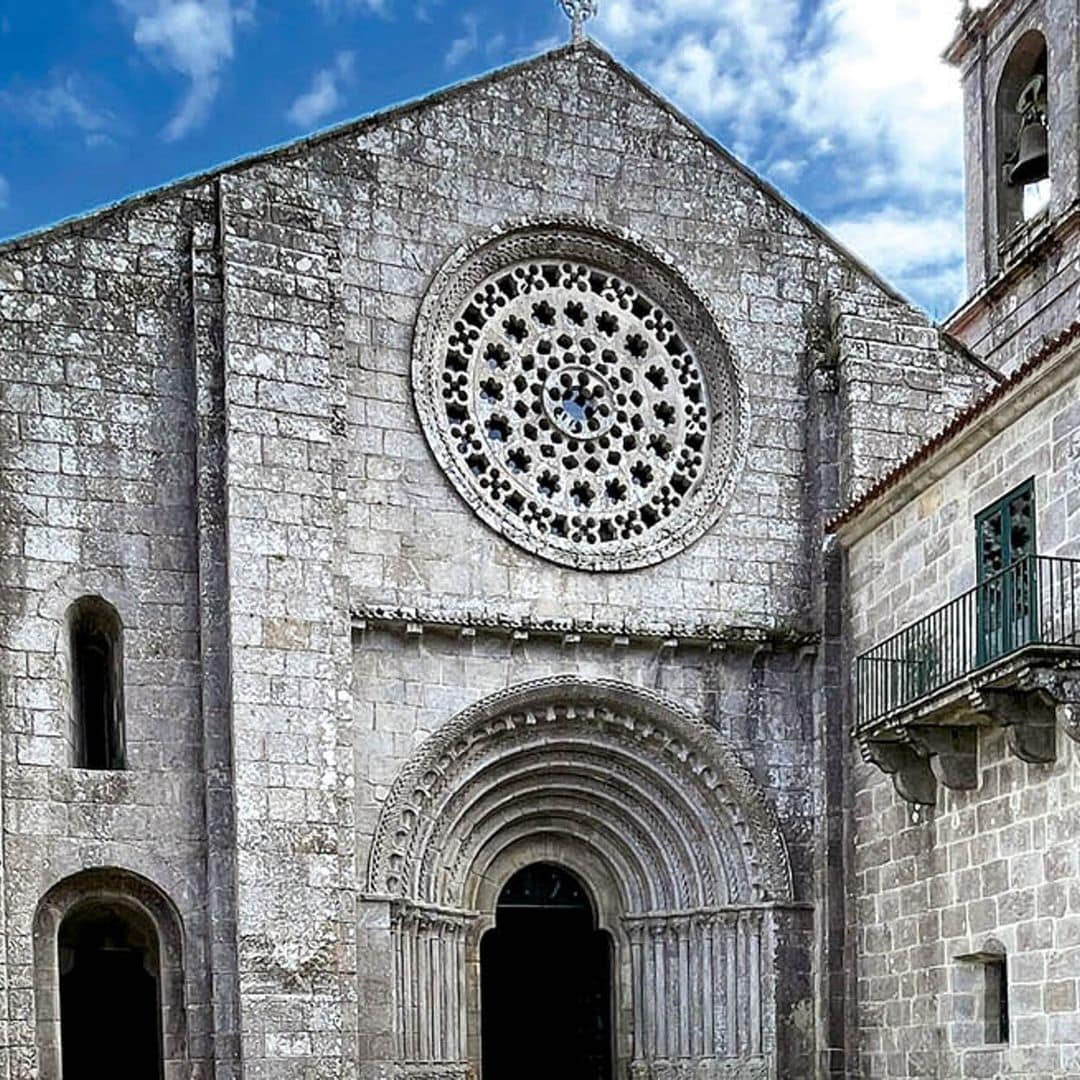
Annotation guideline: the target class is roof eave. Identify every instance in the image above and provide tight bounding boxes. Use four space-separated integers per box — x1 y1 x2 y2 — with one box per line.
831 322 1080 544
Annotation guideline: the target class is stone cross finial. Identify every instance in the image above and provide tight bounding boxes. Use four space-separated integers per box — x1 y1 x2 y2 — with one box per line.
559 0 598 43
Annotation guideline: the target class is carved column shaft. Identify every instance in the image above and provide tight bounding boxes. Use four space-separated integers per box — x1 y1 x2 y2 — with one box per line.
626 910 768 1074
391 904 471 1072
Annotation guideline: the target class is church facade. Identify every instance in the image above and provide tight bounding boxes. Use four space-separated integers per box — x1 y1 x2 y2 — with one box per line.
0 1 1075 1078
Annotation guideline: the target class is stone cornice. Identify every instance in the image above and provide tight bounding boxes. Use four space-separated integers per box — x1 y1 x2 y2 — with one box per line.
945 203 1080 339
944 0 1040 65
352 604 817 651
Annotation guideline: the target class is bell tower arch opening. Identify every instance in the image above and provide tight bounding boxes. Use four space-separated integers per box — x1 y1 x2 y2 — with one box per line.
996 30 1050 237
480 863 612 1080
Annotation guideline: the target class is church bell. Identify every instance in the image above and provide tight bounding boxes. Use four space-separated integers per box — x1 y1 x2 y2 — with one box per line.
1009 121 1050 186
1008 73 1050 186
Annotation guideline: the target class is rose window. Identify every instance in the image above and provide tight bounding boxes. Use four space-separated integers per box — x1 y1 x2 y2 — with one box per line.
412 224 746 570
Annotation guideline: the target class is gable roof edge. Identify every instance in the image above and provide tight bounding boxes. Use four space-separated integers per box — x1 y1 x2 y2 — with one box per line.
827 318 1080 540
581 44 913 304
1 42 586 257
0 37 996 384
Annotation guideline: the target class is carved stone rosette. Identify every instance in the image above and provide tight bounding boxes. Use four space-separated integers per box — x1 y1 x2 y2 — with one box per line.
411 220 747 571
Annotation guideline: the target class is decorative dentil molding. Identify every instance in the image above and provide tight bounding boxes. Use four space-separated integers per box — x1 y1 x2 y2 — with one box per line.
353 603 816 651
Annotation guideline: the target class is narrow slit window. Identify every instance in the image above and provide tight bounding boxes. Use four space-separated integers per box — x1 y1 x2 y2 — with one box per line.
985 956 1010 1044
69 598 125 770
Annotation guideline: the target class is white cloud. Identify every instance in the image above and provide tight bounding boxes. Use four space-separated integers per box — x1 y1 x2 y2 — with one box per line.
287 51 355 128
592 0 975 314
829 209 964 280
445 12 507 68
0 74 117 146
445 14 479 68
0 174 9 210
116 0 253 140
829 208 967 314
601 0 796 145
786 0 964 198
766 157 806 185
314 0 386 13
598 0 963 196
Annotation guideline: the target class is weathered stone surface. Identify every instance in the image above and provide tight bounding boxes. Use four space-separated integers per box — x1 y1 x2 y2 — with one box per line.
946 0 1080 373
0 34 1005 1080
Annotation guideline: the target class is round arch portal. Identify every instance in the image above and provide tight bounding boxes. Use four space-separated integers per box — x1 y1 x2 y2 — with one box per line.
32 868 187 1080
369 677 793 1079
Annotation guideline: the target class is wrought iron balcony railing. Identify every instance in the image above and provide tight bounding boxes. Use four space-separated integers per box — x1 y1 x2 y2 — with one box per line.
855 555 1080 731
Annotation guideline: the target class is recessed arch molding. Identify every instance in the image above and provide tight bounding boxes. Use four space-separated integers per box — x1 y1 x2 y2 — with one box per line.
367 676 795 1079
32 867 189 1080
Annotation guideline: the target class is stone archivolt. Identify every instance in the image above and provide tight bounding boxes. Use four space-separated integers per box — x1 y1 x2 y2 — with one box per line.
368 676 791 1078
412 220 747 571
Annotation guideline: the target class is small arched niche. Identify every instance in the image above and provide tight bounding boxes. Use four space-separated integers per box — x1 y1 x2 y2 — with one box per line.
996 30 1050 237
67 596 125 770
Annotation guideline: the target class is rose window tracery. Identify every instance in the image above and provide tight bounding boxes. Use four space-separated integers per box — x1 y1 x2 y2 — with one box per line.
412 223 746 570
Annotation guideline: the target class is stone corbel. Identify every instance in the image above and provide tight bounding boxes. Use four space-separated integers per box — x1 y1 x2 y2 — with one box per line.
864 725 979 806
1015 666 1080 748
909 725 979 792
862 736 937 806
860 654 1080 804
1063 701 1080 744
969 686 1058 764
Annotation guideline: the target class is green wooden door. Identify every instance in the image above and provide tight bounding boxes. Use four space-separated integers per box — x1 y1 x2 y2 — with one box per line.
976 480 1036 664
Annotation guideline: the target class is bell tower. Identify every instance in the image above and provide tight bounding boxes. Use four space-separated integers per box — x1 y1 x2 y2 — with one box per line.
945 0 1079 373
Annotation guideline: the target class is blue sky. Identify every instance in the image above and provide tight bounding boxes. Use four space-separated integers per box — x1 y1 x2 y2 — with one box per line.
0 0 977 317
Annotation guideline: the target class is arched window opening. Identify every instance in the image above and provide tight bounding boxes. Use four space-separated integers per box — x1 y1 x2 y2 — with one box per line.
58 899 164 1079
68 597 124 770
481 863 613 1080
996 31 1050 236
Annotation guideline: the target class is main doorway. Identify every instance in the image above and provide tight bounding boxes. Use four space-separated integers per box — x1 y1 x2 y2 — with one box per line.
480 863 612 1080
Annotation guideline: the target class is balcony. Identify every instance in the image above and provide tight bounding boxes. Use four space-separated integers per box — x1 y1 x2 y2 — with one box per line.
854 555 1080 805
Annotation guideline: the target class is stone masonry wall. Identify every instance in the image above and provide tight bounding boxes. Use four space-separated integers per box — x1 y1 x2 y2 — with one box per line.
847 361 1080 649
0 188 219 1077
351 627 816 1075
845 357 1080 1077
0 39 1000 1079
217 164 357 1079
948 0 1080 373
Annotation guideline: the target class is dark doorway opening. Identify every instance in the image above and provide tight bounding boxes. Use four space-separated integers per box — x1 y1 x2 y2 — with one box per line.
481 863 612 1080
59 900 164 1080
